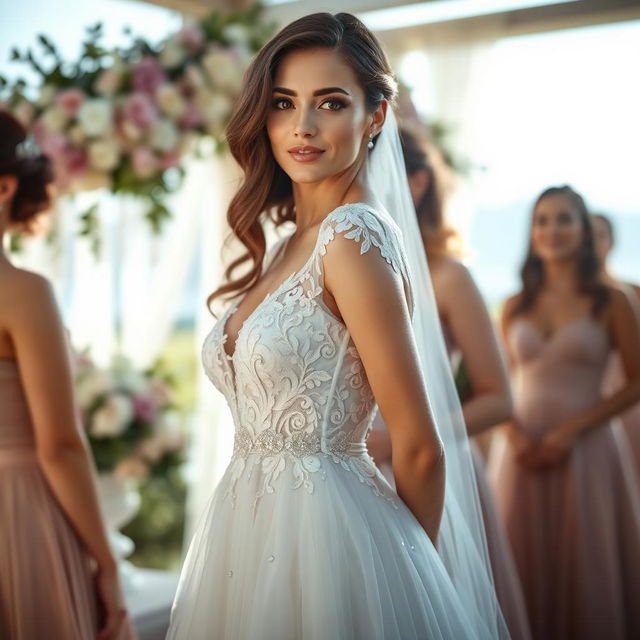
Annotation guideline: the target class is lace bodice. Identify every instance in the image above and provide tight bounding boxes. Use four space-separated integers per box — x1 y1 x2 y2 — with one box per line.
202 203 412 507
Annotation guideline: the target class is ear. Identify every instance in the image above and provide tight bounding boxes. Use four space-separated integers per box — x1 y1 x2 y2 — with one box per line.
369 100 388 137
0 175 18 204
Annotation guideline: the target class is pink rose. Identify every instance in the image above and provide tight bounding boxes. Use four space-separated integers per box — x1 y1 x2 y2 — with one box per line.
130 147 158 179
63 145 89 176
132 56 167 96
179 101 202 129
55 88 86 116
160 150 181 170
121 93 159 132
177 24 205 54
133 394 159 423
36 130 67 157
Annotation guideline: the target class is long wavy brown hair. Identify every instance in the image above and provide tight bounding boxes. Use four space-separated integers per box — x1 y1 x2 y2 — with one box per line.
508 185 609 319
208 12 397 311
399 127 458 257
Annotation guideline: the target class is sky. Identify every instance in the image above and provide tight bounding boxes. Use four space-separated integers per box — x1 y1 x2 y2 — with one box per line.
0 0 181 85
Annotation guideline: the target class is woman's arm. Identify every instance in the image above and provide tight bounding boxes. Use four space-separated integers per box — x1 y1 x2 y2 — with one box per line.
7 272 117 572
536 287 640 465
324 232 444 544
436 259 513 435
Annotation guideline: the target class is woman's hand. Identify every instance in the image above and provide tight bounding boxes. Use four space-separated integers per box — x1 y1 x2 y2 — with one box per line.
95 562 128 640
504 422 538 470
367 429 392 465
530 425 577 470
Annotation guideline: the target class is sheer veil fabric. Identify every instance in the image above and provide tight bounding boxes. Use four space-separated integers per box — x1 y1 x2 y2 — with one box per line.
366 110 509 639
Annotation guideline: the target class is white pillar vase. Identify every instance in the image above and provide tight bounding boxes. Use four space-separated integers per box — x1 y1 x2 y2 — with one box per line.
96 472 142 593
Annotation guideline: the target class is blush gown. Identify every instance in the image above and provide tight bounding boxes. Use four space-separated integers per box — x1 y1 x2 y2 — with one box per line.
489 316 640 640
0 358 98 638
167 204 498 639
603 352 640 469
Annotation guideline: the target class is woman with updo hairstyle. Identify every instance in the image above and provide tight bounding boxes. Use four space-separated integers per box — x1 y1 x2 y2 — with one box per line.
168 12 506 639
0 111 134 639
367 126 531 639
490 185 640 639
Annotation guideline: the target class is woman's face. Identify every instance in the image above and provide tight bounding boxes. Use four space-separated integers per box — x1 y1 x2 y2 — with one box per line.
531 194 585 263
591 216 613 267
267 47 381 185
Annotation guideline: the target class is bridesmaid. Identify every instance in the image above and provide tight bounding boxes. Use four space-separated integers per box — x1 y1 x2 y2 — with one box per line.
0 111 134 639
368 127 531 640
490 186 640 640
592 212 640 467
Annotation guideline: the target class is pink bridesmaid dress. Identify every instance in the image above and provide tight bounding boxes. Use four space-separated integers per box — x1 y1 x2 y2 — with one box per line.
0 358 136 639
603 351 640 469
489 316 640 640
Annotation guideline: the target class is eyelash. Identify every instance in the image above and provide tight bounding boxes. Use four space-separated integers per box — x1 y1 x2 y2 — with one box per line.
271 97 348 111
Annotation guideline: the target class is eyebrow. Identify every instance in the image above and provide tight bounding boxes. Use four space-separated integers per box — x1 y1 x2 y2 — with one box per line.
272 86 351 97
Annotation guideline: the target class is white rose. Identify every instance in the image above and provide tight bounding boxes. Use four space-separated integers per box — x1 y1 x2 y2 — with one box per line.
184 64 206 89
68 124 86 145
70 171 113 193
196 90 232 130
160 38 186 68
149 119 179 152
222 24 250 48
90 392 134 438
41 105 68 133
137 436 166 463
202 49 242 92
77 98 113 137
95 59 125 96
88 138 120 171
114 456 149 480
155 84 186 120
76 369 112 407
37 84 56 108
13 101 35 127
120 120 142 144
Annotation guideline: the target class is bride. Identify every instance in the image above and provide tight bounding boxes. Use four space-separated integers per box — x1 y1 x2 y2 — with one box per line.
168 12 506 639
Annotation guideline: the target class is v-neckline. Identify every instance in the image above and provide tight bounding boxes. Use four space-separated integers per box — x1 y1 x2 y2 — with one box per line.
219 201 372 364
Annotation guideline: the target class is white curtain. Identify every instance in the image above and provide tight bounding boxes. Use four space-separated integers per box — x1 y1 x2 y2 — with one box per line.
184 152 241 542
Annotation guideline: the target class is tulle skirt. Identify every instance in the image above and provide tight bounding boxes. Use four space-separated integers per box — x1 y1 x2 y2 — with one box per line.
168 454 487 640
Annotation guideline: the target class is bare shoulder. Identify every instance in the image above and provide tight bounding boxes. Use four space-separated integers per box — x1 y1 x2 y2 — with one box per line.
1 267 57 324
500 293 522 329
431 255 474 288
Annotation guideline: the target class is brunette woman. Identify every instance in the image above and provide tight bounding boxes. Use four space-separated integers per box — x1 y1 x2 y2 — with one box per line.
490 186 640 640
0 111 134 639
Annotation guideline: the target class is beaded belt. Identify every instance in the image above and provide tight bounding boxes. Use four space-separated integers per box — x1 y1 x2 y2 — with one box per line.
232 427 367 459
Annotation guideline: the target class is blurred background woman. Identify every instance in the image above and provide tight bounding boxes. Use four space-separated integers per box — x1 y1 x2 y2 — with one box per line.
490 185 640 640
592 212 640 468
368 127 531 640
0 111 133 639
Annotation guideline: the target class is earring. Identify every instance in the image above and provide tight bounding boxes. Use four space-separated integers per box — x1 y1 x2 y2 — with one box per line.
367 133 374 150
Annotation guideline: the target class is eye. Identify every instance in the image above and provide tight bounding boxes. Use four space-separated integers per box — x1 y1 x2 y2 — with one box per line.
272 97 293 110
319 98 347 111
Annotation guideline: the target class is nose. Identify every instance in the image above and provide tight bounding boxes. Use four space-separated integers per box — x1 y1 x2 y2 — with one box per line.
293 107 317 138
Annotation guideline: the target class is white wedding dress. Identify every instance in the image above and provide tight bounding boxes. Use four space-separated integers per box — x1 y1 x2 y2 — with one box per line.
167 203 486 639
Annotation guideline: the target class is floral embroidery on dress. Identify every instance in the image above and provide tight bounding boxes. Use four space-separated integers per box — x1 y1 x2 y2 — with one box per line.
203 203 410 510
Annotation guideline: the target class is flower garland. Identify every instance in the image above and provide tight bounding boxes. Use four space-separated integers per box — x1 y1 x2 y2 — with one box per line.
74 350 185 479
0 4 273 244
